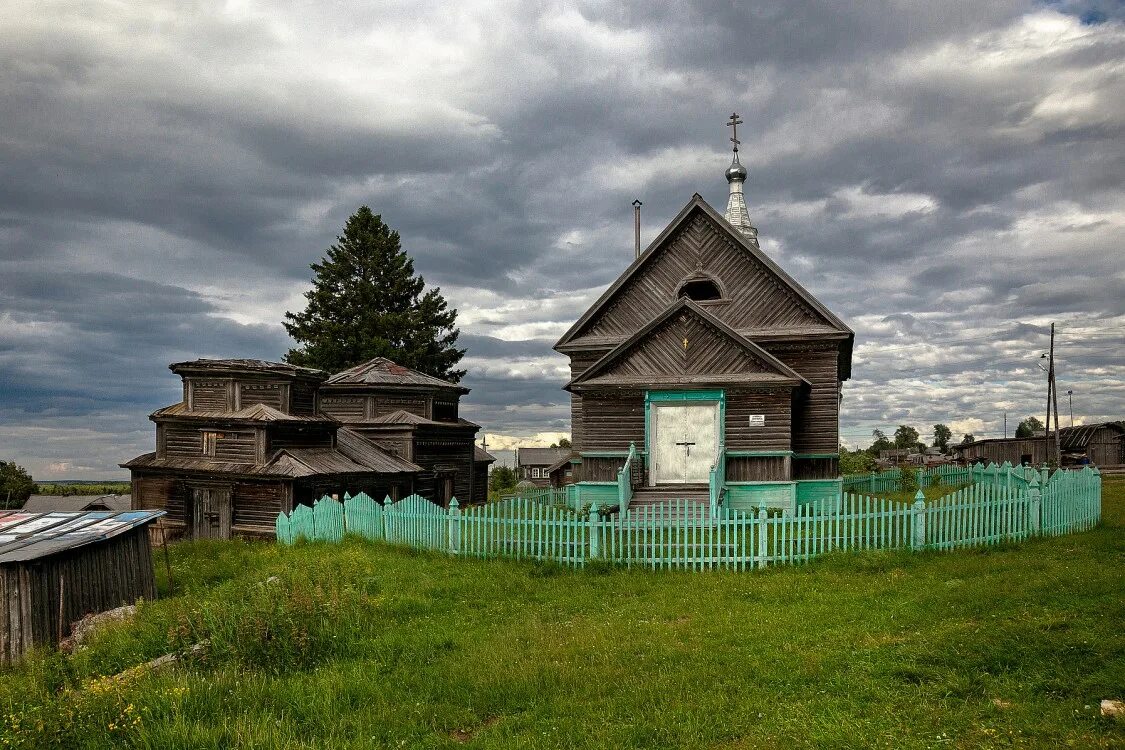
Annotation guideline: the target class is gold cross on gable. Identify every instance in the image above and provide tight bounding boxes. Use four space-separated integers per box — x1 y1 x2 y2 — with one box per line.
727 112 743 152
682 337 689 350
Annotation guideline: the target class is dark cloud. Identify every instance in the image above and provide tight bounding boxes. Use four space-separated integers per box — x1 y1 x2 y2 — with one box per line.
0 0 1122 476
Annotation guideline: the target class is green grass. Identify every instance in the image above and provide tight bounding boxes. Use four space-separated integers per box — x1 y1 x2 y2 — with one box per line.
1 483 1123 749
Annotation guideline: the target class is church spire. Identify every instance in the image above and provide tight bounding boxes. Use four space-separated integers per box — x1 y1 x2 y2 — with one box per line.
723 112 758 244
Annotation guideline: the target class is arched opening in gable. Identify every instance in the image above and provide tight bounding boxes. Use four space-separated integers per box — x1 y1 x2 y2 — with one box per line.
677 278 723 302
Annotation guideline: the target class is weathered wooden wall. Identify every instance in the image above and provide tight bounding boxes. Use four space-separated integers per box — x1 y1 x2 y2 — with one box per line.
792 456 839 480
1087 427 1124 466
0 527 157 664
578 393 645 451
726 456 788 481
725 389 791 450
768 344 841 454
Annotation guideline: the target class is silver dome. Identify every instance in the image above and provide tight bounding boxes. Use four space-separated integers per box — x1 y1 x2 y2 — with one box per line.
725 154 747 182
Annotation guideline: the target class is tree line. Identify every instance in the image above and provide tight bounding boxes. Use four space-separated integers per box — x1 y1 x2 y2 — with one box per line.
840 416 1045 475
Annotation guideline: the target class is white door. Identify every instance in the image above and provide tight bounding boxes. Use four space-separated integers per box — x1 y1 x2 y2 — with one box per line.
650 402 720 484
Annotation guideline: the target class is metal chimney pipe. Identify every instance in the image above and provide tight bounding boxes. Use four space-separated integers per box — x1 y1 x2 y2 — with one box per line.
632 199 642 259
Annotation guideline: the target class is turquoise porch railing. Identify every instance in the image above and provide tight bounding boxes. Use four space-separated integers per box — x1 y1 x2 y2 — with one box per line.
617 442 638 515
708 441 726 517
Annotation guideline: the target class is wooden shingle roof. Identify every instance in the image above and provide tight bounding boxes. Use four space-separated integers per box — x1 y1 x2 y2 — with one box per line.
150 401 335 424
169 359 327 381
322 358 468 393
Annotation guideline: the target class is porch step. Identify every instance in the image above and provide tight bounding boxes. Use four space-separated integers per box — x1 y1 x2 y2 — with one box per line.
625 484 712 520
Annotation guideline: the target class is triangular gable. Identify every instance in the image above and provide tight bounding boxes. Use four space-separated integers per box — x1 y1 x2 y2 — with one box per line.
566 298 809 391
555 195 852 350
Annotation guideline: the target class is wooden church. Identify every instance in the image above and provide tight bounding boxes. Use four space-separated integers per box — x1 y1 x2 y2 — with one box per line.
555 116 853 512
123 357 492 539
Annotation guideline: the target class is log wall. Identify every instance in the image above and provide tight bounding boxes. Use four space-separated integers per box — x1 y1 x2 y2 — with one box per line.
0 527 157 664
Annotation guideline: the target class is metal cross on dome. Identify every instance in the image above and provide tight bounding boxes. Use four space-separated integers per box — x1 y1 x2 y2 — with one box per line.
727 112 743 152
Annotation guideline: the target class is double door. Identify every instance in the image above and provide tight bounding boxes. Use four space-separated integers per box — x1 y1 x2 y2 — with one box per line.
650 403 720 484
191 486 232 539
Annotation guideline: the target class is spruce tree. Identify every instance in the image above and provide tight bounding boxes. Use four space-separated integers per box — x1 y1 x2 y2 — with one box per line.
283 206 466 381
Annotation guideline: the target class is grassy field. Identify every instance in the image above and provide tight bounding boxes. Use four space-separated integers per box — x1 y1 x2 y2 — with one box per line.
0 483 1122 749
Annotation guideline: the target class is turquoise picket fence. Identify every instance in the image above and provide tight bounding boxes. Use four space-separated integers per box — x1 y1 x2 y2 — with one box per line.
842 461 1069 494
276 466 1101 571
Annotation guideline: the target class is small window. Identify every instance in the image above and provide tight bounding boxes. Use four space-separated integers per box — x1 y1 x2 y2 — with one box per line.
678 278 722 302
201 431 221 457
532 467 541 479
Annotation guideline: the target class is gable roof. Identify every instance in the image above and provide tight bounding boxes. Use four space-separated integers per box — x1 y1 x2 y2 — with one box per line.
516 447 572 466
322 357 468 393
566 298 809 392
554 195 852 352
22 495 132 513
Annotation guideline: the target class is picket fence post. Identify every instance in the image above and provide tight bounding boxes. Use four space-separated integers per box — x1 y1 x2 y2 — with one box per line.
448 497 460 555
757 505 769 568
382 495 393 541
588 502 600 560
911 490 927 551
1027 473 1041 536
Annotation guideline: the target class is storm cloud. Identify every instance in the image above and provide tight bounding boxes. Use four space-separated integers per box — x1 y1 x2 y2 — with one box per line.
1 0 1122 476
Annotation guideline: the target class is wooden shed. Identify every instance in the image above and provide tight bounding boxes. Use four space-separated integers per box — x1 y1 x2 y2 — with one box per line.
0 510 164 664
955 422 1124 467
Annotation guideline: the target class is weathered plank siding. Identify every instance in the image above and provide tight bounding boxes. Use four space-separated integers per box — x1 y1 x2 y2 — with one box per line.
725 389 791 450
572 213 835 344
578 393 646 451
232 481 284 532
726 456 788 481
0 527 157 664
769 344 841 454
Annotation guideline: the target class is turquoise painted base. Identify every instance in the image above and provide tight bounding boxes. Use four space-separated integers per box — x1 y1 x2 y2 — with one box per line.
796 479 843 512
724 479 844 513
572 482 619 509
726 482 795 512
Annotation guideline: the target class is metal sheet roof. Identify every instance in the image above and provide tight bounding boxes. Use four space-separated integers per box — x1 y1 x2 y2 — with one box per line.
0 510 165 564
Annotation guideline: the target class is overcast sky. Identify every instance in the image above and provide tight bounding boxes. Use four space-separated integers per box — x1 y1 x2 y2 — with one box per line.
1 1 1123 479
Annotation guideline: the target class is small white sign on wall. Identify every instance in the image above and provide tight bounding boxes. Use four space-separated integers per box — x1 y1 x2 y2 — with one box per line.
748 414 766 427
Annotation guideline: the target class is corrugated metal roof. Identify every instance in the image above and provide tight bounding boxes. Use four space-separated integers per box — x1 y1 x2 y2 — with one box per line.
322 358 468 393
151 402 334 423
169 359 326 379
0 510 165 564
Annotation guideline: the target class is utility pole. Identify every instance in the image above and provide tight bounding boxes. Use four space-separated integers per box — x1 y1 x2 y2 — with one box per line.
1045 323 1061 467
1003 412 1007 439
1067 389 1074 428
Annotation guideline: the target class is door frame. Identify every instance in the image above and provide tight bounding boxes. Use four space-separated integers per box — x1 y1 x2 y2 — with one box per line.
645 390 725 486
187 482 233 540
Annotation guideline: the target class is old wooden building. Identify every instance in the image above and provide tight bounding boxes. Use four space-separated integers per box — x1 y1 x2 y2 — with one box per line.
318 357 492 505
554 141 853 512
514 447 573 487
0 510 163 663
124 358 490 540
955 422 1124 467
